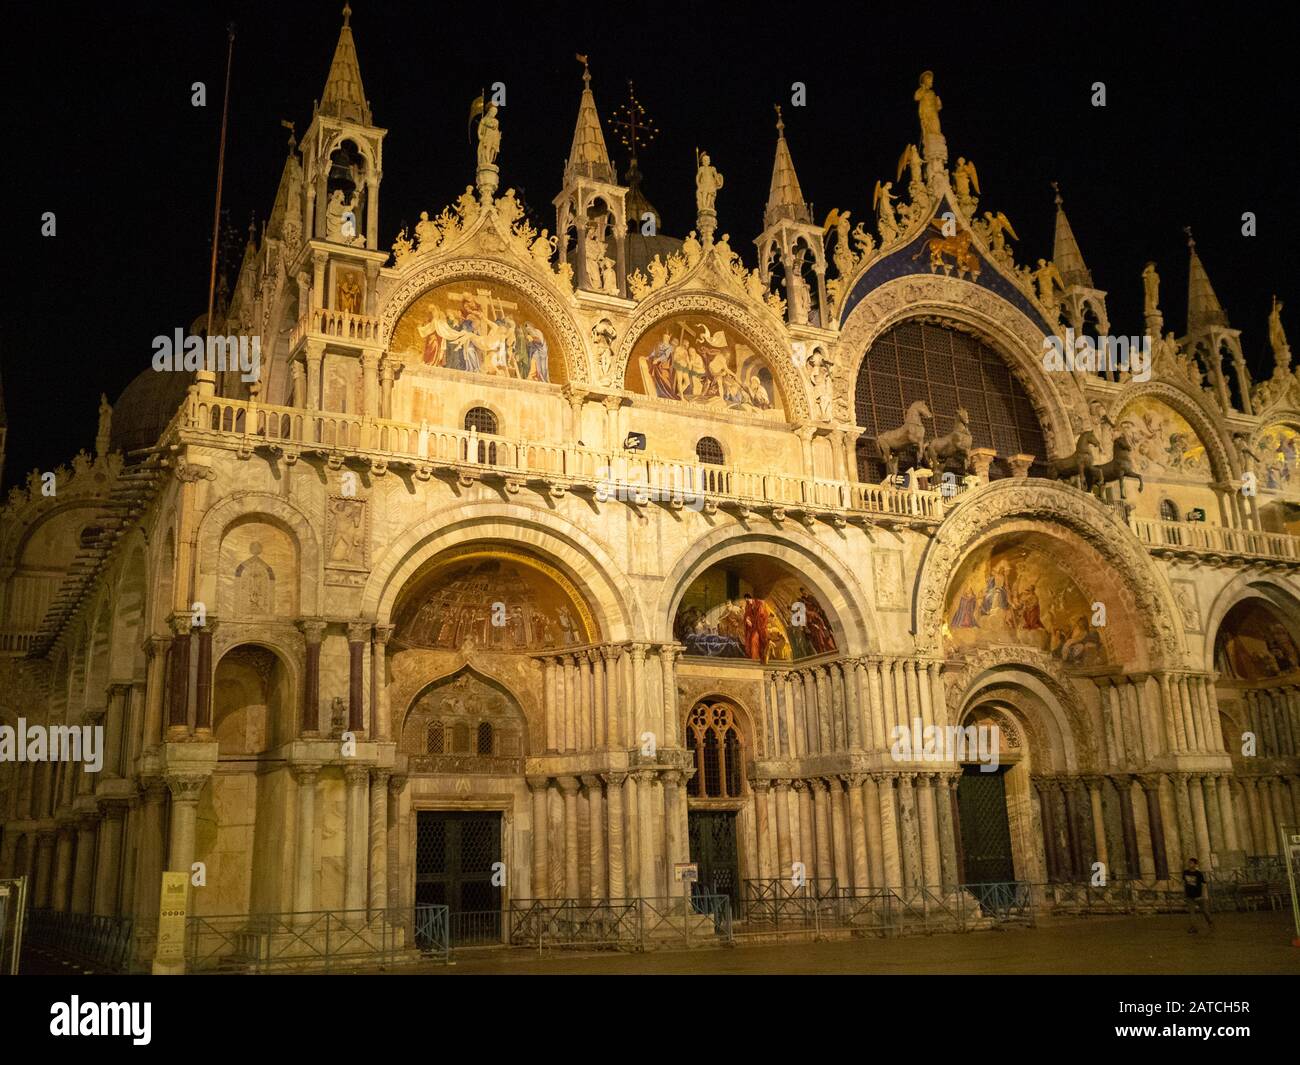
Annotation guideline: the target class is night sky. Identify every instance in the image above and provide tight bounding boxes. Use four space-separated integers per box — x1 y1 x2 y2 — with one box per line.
5 1 1297 490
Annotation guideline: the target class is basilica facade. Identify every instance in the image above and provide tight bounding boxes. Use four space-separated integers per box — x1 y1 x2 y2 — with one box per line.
2 8 1299 968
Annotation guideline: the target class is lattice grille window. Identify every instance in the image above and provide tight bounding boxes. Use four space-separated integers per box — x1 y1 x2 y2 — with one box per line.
696 436 725 466
685 702 744 798
426 721 444 755
853 321 1049 482
476 721 494 755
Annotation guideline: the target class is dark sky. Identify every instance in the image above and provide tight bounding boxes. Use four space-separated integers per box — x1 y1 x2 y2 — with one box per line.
5 1 1297 490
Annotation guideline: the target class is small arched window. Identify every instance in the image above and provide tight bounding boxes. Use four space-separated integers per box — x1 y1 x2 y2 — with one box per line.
1159 498 1180 522
464 407 498 464
685 701 744 798
696 437 725 466
476 721 494 756
426 721 444 755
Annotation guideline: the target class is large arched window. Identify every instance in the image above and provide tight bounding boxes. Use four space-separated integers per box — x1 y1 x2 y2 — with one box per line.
854 320 1049 482
685 701 744 798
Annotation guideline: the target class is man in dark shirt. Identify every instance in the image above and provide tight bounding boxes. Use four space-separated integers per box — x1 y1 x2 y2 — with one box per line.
1182 857 1213 933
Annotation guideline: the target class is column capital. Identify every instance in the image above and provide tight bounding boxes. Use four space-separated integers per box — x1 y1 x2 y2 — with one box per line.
601 770 627 788
168 614 193 638
297 618 328 644
165 773 207 804
346 620 372 644
579 773 604 792
373 624 395 646
290 763 322 786
526 775 551 793
388 774 408 795
370 768 392 788
557 775 581 796
344 764 370 786
790 778 810 792
752 778 771 793
144 634 171 659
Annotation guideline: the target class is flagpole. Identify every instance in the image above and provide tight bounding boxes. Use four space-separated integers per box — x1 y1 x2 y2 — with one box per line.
201 22 236 398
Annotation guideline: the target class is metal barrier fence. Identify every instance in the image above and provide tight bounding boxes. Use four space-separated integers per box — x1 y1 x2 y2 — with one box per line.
0 878 30 975
507 895 733 951
186 906 445 973
26 908 134 972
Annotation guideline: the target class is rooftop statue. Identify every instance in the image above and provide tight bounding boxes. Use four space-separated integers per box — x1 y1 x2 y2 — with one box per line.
477 102 501 168
1142 262 1160 317
915 71 942 140
696 151 724 214
1269 294 1290 363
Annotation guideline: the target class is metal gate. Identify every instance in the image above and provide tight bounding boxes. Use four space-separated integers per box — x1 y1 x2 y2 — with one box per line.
957 766 1016 884
688 810 740 908
415 811 502 944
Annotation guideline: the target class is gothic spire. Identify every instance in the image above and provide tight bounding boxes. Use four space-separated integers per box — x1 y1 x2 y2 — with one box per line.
764 106 810 228
1185 227 1230 332
319 3 371 125
1050 183 1092 289
565 56 614 184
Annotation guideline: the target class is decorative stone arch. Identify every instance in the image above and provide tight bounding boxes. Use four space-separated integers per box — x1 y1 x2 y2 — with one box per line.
681 691 754 799
1105 379 1236 480
945 649 1095 773
108 537 149 682
378 256 590 382
0 498 103 573
615 290 812 422
655 523 876 656
833 274 1081 458
1201 572 1300 669
914 478 1185 666
211 635 302 751
194 493 322 618
392 657 538 757
363 500 642 641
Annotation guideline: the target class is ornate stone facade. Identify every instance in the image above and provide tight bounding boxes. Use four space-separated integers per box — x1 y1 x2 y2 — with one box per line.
2 12 1298 968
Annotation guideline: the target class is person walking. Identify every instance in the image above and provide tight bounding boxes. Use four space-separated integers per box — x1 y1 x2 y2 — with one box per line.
1182 857 1213 933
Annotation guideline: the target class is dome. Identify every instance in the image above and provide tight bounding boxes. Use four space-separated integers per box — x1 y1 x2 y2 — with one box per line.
109 365 195 458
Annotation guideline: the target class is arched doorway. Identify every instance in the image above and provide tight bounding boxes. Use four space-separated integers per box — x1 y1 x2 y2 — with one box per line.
684 699 748 907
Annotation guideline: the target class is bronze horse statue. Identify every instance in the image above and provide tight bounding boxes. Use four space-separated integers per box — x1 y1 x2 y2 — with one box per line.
877 400 932 476
1050 430 1101 490
924 407 973 473
1086 435 1144 495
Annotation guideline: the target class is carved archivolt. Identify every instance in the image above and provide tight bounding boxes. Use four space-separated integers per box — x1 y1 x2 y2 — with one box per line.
615 290 811 422
378 256 590 383
915 479 1184 663
946 648 1095 769
832 273 1081 455
1104 379 1236 481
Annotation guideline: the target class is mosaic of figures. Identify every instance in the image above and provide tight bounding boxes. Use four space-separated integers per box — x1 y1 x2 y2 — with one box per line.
1256 424 1300 492
1114 397 1209 482
393 548 594 652
674 561 835 662
627 314 782 416
400 670 525 764
392 282 561 384
1214 601 1300 681
945 537 1104 665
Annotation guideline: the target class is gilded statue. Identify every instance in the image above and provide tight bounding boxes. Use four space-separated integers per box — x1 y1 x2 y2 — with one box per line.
414 210 439 251
952 157 979 202
477 102 501 168
1269 294 1290 362
915 71 942 140
695 152 724 213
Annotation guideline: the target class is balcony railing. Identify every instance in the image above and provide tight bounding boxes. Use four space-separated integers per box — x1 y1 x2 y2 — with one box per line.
1128 516 1300 563
182 394 948 523
288 307 382 351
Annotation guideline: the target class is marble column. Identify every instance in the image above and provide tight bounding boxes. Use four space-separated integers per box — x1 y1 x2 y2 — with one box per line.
1149 776 1173 879
297 620 326 736
542 658 559 751
876 773 902 888
829 778 851 889
528 777 549 898
1086 777 1109 872
35 831 56 909
936 772 960 887
1036 778 1060 881
130 780 166 940
559 776 581 898
346 622 369 736
292 764 319 915
794 781 816 884
604 773 626 898
194 623 215 734
1216 773 1240 854
660 645 680 748
71 813 100 914
773 780 793 882
142 636 170 753
897 773 922 888
369 769 389 913
53 825 74 912
582 775 607 899
343 766 369 911
166 616 192 738
845 775 869 891
372 626 394 741
811 779 833 885
1202 775 1224 867
93 800 127 916
917 774 941 887
387 776 406 913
